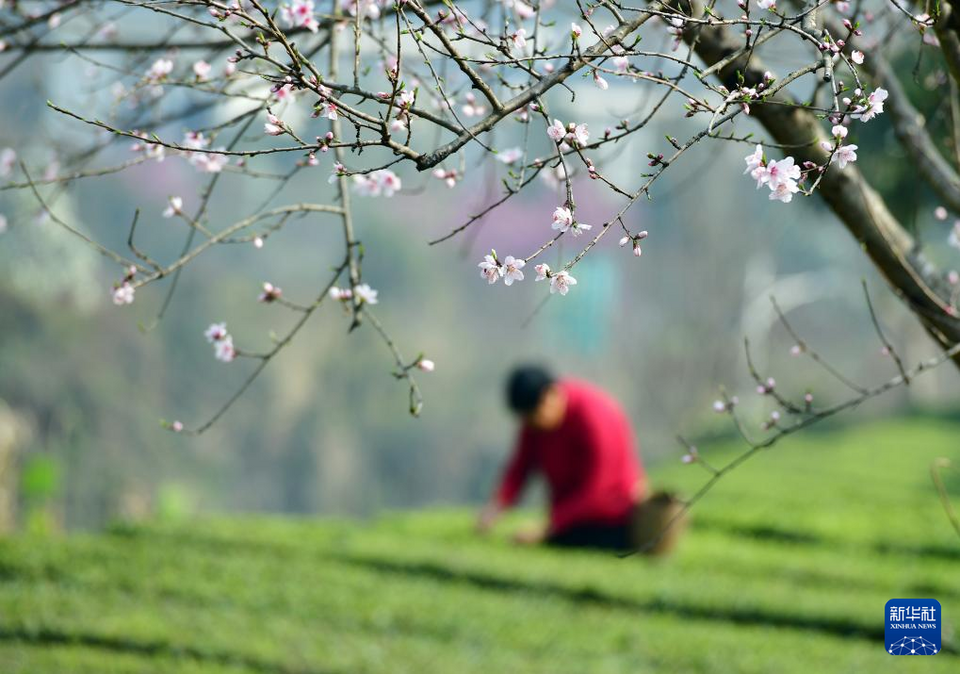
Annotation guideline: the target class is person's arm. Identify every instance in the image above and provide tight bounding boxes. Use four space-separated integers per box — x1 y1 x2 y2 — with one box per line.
476 435 533 534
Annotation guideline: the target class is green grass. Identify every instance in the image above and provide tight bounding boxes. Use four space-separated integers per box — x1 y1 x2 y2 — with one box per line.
2 418 959 673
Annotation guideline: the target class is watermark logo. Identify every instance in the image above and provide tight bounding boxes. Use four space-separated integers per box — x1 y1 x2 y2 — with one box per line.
885 599 941 655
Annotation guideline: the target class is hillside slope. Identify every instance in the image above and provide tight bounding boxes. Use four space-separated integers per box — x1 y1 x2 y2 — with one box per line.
1 419 959 673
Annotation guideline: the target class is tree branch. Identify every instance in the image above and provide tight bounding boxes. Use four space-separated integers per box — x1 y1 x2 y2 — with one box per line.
677 0 960 367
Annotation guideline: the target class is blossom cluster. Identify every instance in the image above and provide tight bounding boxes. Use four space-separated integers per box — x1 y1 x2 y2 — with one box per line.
345 169 402 197
375 88 416 131
204 322 236 363
546 119 589 149
533 264 577 295
111 266 138 306
551 206 591 237
478 252 525 286
280 0 319 33
329 284 379 304
741 88 885 204
744 147 802 203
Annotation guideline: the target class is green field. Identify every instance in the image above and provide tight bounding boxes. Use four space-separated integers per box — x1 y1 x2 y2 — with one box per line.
1 418 959 673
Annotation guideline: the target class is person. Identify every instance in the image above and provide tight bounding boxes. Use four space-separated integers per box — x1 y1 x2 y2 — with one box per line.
476 365 646 551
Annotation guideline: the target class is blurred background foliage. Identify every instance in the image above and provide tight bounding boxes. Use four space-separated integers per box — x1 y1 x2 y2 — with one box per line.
1 14 959 532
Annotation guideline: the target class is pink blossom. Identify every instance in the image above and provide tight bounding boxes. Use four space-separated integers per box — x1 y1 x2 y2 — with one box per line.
851 50 864 65
620 230 650 257
594 72 608 90
552 206 574 232
193 60 212 80
274 84 295 101
547 119 566 142
762 156 801 200
146 58 174 82
258 282 282 303
205 322 229 343
570 221 593 237
534 263 550 281
397 90 416 108
852 88 888 122
934 206 948 221
743 144 766 185
510 28 527 52
547 120 590 147
502 255 526 286
192 151 228 173
417 358 435 372
432 168 459 188
214 337 236 363
757 0 776 9
769 180 799 203
352 169 401 197
281 0 319 32
831 144 858 169
130 137 165 162
572 123 589 146
329 287 353 301
0 148 15 177
318 101 338 121
264 113 285 136
478 254 502 284
112 283 135 306
571 23 582 39
205 322 236 362
498 147 523 164
171 421 184 433
665 17 684 50
510 0 535 19
549 270 577 295
831 124 848 139
329 162 347 183
353 284 378 304
343 0 386 20
163 196 183 218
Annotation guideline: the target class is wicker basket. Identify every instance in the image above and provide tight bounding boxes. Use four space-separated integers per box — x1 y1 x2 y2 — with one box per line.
630 491 689 556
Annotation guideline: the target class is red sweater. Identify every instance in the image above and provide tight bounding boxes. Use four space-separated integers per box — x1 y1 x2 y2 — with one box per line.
495 379 645 535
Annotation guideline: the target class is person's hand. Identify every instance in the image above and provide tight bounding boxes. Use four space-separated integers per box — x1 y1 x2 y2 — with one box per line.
475 502 501 535
511 527 545 546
